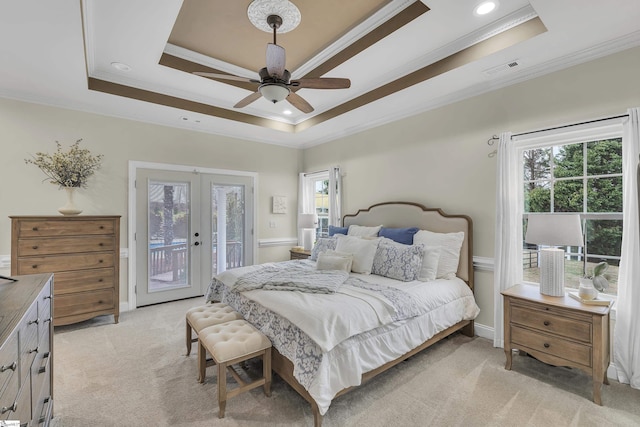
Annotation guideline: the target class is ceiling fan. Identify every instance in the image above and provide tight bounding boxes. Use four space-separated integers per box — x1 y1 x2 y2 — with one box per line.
194 14 351 114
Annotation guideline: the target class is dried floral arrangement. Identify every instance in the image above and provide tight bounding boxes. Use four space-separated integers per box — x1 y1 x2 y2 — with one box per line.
25 139 103 188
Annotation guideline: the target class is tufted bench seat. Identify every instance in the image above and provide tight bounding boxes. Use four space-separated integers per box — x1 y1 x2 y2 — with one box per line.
185 303 244 356
198 319 272 418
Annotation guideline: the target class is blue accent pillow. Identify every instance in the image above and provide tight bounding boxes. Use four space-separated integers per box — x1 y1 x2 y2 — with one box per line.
328 225 349 236
378 227 419 245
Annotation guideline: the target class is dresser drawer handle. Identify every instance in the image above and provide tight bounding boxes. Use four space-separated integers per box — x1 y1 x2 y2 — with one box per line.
99 225 104 229
32 264 38 269
28 317 40 325
543 343 550 348
99 259 104 263
32 245 38 249
99 242 104 246
543 321 550 326
98 278 104 282
1 401 17 414
0 361 17 372
28 346 39 354
32 226 39 231
44 317 52 323
44 295 52 300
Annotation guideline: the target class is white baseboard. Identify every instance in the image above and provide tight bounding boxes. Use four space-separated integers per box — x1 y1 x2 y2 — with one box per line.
474 322 494 341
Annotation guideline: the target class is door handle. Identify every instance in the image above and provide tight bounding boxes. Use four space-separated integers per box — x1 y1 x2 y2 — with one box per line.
194 241 200 246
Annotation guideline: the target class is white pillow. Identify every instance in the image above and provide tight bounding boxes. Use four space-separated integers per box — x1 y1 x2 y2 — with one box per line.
413 230 464 279
418 246 440 282
335 235 379 274
347 224 382 238
316 250 354 272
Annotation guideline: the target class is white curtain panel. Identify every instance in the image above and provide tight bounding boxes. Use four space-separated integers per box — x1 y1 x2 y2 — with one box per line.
614 107 640 388
298 172 315 246
493 132 523 348
329 166 342 226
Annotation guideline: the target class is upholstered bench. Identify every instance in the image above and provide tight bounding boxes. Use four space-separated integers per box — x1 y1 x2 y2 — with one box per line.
198 319 272 418
185 303 243 356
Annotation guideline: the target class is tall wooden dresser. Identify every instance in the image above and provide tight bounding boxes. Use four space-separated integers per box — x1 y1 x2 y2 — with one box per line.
0 273 54 427
10 216 120 326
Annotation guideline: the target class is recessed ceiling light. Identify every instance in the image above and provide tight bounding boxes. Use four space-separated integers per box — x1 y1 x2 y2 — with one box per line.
474 1 498 16
111 62 131 72
283 109 292 115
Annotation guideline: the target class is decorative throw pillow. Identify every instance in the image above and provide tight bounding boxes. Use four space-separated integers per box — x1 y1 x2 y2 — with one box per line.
413 230 464 279
328 225 348 236
372 239 424 281
378 227 419 245
316 250 353 272
417 246 440 282
310 237 337 261
347 224 383 238
334 235 379 274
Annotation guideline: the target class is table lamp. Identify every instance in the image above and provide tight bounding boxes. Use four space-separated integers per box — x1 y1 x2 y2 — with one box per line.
299 213 318 251
525 214 583 296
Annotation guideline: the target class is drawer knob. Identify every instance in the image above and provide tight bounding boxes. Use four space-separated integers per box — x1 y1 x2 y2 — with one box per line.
32 245 38 249
99 242 104 246
99 225 104 229
32 264 38 269
44 295 52 300
1 401 17 414
544 343 550 348
32 226 38 231
98 278 104 282
28 346 39 354
44 317 52 323
99 259 104 263
0 361 17 372
543 320 550 326
28 317 40 325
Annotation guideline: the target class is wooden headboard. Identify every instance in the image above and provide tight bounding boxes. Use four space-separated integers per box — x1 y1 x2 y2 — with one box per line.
342 202 473 289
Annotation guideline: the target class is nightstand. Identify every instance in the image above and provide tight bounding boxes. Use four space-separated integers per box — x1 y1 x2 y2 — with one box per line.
290 248 311 260
502 284 610 405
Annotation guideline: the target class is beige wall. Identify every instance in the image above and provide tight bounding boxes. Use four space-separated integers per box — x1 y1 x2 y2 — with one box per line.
302 46 640 328
0 99 301 304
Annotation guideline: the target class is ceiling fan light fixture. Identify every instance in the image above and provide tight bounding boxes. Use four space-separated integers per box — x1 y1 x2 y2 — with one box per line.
259 83 290 103
248 0 301 33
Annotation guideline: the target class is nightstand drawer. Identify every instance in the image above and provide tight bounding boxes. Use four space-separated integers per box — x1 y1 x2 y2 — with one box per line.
511 305 592 343
511 325 592 367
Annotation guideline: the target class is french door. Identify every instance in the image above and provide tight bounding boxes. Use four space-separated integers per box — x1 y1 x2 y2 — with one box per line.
135 168 253 307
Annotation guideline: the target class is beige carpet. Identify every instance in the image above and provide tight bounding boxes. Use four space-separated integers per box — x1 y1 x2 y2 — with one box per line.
50 298 640 427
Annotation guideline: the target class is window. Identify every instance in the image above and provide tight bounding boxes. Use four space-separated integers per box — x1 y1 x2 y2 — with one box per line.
299 168 342 241
522 138 623 295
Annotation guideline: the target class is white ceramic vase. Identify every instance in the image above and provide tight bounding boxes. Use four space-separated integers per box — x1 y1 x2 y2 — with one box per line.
578 277 598 300
58 186 82 216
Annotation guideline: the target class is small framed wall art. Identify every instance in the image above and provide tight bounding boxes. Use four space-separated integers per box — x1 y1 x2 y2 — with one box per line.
272 195 287 214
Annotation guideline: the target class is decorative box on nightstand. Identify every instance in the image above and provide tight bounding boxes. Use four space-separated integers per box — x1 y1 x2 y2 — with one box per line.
502 284 611 405
290 248 311 260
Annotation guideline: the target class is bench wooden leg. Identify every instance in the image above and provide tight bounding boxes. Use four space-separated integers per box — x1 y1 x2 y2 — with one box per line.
198 340 206 383
263 349 272 397
186 320 193 356
218 362 227 418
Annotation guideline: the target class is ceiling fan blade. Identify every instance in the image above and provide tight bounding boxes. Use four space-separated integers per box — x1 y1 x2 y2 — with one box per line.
291 78 351 89
234 91 262 108
266 43 286 78
194 72 258 83
287 91 314 114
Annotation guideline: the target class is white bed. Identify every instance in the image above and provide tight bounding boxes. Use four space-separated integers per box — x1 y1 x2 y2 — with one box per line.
206 202 479 426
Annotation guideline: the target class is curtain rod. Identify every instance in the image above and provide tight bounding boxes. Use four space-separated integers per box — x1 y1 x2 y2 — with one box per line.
513 114 629 138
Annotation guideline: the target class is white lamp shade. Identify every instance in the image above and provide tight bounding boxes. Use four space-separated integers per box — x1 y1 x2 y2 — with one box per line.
298 213 317 229
259 83 290 103
525 214 583 247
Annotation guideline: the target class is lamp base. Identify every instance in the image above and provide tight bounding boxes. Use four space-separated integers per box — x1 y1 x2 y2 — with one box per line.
302 228 314 251
539 248 565 296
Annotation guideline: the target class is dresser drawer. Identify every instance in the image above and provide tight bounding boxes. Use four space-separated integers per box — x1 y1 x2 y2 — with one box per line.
3 382 31 425
19 304 40 382
0 368 19 420
53 268 115 295
511 325 592 367
17 235 116 256
31 351 51 409
55 289 115 319
511 305 592 343
16 219 115 238
0 333 18 395
16 252 115 275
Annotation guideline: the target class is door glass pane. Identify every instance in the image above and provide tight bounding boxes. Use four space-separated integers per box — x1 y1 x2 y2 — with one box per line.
212 185 245 274
148 181 190 291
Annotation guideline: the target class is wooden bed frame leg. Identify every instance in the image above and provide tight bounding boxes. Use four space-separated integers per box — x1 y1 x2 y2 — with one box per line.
461 320 474 337
312 403 322 427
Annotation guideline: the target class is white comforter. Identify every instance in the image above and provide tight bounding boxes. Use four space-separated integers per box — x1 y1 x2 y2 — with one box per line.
208 260 480 415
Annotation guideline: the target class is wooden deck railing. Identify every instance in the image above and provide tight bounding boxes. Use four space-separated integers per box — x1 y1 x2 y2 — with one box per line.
149 241 243 279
